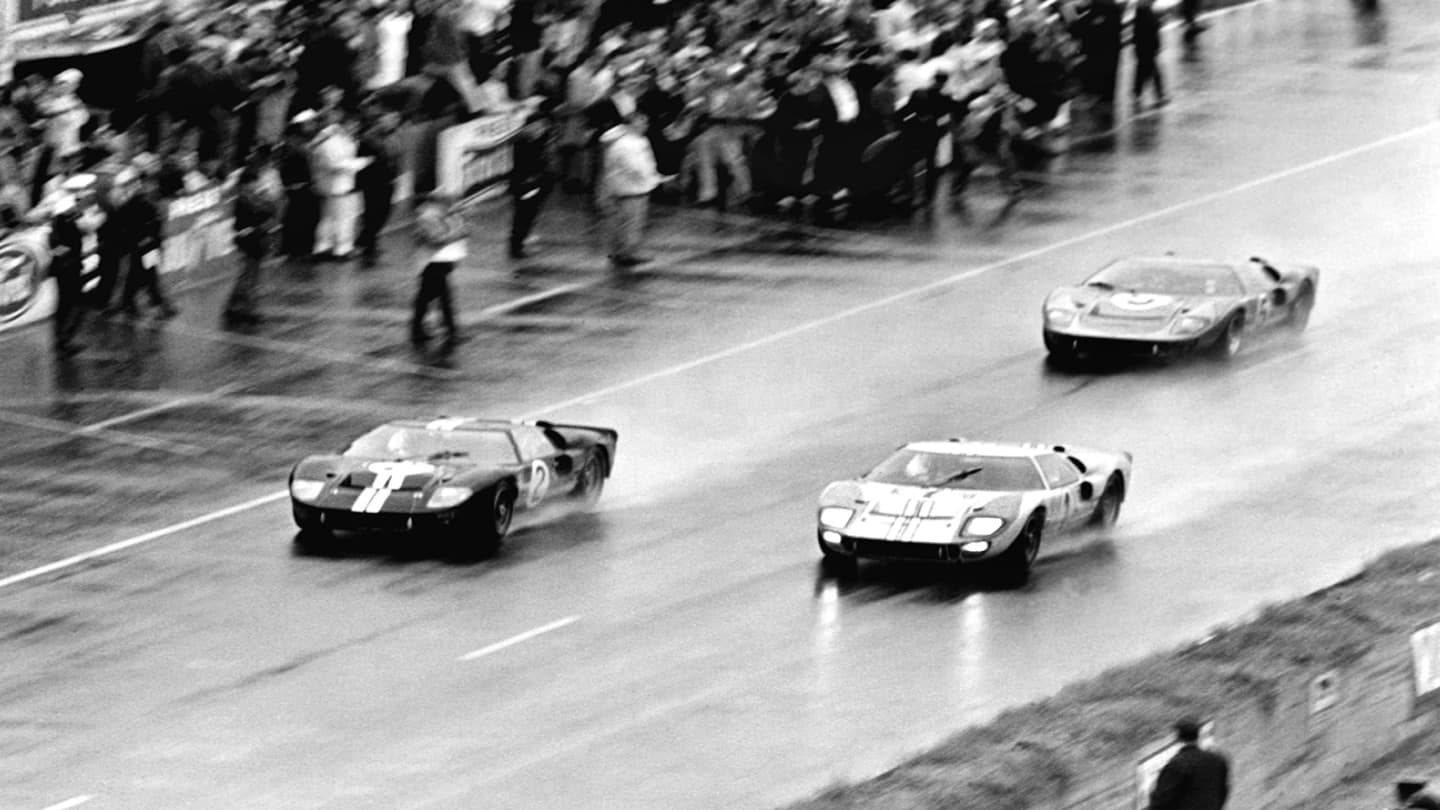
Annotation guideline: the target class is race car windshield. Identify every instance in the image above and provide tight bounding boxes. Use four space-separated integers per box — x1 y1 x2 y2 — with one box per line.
865 451 1044 490
1087 261 1243 297
343 426 520 464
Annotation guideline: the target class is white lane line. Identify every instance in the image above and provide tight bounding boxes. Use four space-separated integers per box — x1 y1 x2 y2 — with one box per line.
533 121 1440 414
0 408 206 456
4 122 1435 594
0 492 288 591
458 616 579 662
76 383 244 434
39 796 93 810
477 282 592 319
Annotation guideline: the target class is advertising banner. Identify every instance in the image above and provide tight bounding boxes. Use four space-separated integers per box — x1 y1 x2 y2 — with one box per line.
17 0 121 23
435 107 530 204
160 181 236 281
0 228 56 334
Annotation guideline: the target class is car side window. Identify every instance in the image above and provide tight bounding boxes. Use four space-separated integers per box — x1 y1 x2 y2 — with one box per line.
512 426 559 461
1035 454 1081 489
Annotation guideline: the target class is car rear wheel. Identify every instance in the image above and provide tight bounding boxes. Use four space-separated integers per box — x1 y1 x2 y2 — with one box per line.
570 454 605 505
471 482 516 559
1214 315 1244 360
1092 482 1123 528
1288 288 1314 333
994 514 1042 587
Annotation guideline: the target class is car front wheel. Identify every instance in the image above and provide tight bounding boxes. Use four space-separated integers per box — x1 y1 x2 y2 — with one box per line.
471 482 516 559
994 514 1042 587
1214 315 1244 360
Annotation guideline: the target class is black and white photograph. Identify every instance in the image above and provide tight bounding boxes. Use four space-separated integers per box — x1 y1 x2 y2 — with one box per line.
1 0 1439 807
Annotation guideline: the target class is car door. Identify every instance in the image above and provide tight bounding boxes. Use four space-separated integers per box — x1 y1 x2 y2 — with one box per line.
1233 260 1288 330
510 425 578 507
1034 454 1083 532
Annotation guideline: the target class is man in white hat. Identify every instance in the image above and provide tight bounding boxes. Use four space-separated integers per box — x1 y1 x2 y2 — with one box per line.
41 70 90 173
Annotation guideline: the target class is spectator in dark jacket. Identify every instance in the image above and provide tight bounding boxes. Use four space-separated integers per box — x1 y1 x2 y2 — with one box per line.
1148 717 1230 810
1130 0 1167 108
225 165 278 325
117 170 177 319
356 109 402 266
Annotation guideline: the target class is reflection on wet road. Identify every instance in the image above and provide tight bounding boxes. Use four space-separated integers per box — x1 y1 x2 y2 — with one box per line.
3 0 1440 807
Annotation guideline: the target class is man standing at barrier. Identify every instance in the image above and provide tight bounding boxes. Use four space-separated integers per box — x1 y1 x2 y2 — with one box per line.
117 167 177 320
47 194 85 355
226 166 278 326
1149 716 1230 810
508 106 555 260
357 109 401 268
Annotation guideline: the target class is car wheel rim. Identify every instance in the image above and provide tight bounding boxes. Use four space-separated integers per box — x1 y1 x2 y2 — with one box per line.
1024 522 1040 563
494 492 512 533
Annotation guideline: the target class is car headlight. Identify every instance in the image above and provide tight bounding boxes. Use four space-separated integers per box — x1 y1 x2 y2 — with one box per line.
818 506 855 528
1044 308 1077 328
428 486 473 510
962 515 1005 537
960 540 991 554
1172 314 1211 336
290 479 325 502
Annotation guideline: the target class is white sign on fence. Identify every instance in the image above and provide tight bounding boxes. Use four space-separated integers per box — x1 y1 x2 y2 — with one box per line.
1410 621 1440 698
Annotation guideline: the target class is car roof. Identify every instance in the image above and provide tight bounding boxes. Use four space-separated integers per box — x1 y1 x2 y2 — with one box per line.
905 440 1052 458
386 417 528 432
1099 256 1238 275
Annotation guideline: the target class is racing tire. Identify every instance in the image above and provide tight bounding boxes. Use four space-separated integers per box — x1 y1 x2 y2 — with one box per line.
293 524 335 554
570 454 605 506
1213 314 1244 360
1288 287 1314 333
993 514 1042 587
469 482 516 560
818 540 859 578
1091 481 1123 528
1043 334 1080 368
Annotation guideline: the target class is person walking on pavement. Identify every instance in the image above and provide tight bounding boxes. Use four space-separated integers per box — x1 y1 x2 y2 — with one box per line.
1131 0 1169 109
1149 716 1230 810
410 191 467 351
591 99 664 270
93 169 134 315
356 109 401 267
508 106 555 260
117 168 177 320
225 166 279 326
46 193 86 355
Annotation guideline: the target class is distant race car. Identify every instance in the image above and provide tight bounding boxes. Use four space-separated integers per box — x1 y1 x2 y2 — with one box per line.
1042 255 1319 363
816 439 1132 584
289 417 617 557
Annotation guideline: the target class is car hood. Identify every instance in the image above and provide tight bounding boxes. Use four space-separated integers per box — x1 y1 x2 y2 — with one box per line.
821 480 1022 542
1049 287 1229 334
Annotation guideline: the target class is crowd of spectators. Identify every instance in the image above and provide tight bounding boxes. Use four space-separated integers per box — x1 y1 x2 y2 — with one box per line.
0 0 1185 245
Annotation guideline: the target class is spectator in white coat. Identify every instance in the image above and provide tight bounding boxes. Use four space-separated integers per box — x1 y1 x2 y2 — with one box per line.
310 116 370 260
591 99 664 270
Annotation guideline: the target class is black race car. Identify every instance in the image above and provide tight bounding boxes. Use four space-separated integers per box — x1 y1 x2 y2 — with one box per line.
289 417 617 557
1042 256 1319 363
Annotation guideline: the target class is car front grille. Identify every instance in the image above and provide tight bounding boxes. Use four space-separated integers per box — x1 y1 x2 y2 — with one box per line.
318 510 416 532
853 539 960 562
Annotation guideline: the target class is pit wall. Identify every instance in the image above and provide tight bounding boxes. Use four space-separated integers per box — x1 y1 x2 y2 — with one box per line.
1058 627 1440 810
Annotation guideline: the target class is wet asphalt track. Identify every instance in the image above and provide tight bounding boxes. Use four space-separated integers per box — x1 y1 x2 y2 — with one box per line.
2 1 1440 808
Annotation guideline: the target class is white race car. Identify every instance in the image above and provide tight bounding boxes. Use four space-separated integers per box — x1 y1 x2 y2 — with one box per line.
816 439 1132 584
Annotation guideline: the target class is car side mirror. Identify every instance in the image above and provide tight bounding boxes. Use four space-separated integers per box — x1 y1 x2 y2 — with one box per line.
555 456 574 475
1078 481 1094 500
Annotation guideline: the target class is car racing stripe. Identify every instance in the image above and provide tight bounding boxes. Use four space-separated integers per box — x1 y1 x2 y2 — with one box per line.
363 488 391 513
351 488 380 512
901 499 936 541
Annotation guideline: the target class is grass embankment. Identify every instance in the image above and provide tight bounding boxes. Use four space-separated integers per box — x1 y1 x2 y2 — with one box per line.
787 539 1440 809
